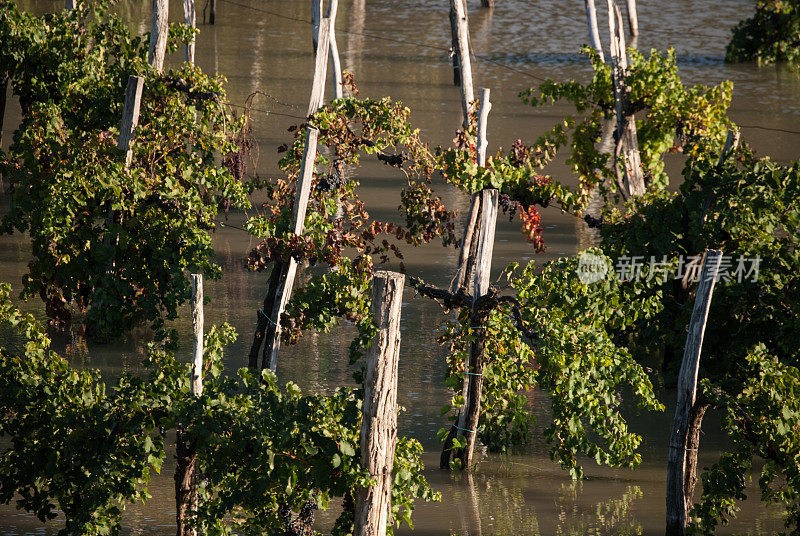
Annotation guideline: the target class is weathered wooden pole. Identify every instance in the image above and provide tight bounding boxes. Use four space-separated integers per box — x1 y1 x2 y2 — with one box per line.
626 0 639 36
475 88 491 165
450 0 475 128
314 1 343 99
607 0 644 199
441 90 495 470
326 0 344 100
457 187 497 470
450 195 481 295
448 87 491 295
149 0 169 73
183 0 196 63
306 17 332 116
262 128 320 372
254 19 331 373
665 250 723 536
119 76 145 168
584 0 605 62
354 271 404 536
176 274 204 536
190 274 204 396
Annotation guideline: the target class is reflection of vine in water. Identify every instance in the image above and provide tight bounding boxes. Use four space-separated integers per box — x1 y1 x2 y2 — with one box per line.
445 469 644 536
554 482 643 536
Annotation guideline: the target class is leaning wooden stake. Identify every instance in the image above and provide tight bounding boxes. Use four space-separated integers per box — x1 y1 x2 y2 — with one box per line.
457 188 498 470
176 274 204 536
119 76 145 168
665 250 723 536
253 17 332 373
449 0 475 128
456 89 491 433
313 1 343 99
449 87 492 295
149 0 169 73
183 0 197 63
327 0 344 100
443 90 495 470
584 0 605 62
450 194 481 295
626 0 639 36
607 0 644 199
354 271 404 536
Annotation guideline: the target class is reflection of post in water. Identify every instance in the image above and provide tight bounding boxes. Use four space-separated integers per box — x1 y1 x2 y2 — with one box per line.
249 15 267 94
456 472 482 536
344 0 365 76
471 2 494 55
211 20 218 75
555 481 644 534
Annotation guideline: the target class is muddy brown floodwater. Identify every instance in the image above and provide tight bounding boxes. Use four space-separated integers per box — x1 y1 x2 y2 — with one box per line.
1 0 799 534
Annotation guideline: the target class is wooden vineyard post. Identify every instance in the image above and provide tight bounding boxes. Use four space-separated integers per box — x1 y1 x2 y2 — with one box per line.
354 271 405 536
449 87 492 295
449 0 475 128
262 18 330 372
176 274 204 536
306 17 332 116
626 0 639 36
665 250 723 536
457 187 498 470
183 0 197 63
119 76 145 168
449 194 481 295
149 0 169 73
249 17 332 373
327 0 344 100
607 0 644 199
314 0 343 99
441 90 495 470
584 0 605 62
190 274 204 397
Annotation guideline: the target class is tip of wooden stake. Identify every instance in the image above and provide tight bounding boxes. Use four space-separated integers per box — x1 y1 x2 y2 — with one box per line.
373 270 405 283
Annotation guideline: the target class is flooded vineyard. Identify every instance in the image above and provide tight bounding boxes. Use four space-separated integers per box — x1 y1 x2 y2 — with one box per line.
1 0 799 535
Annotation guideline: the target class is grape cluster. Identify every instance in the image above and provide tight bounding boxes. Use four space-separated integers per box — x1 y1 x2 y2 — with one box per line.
277 499 317 536
499 193 521 221
314 165 344 193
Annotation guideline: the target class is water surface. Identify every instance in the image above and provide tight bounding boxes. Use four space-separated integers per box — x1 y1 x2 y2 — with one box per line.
1 0 798 534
